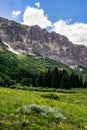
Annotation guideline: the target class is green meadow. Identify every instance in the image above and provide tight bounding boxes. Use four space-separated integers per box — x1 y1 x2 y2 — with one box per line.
0 87 87 130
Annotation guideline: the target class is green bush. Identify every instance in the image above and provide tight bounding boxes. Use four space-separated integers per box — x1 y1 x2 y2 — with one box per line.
41 93 60 100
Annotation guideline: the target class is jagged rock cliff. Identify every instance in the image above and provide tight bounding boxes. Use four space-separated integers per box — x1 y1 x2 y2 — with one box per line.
0 17 87 68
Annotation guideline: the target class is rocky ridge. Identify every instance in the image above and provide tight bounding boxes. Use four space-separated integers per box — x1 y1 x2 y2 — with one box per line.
0 17 87 68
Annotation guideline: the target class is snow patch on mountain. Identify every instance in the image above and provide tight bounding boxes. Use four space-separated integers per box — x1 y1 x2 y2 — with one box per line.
3 42 19 55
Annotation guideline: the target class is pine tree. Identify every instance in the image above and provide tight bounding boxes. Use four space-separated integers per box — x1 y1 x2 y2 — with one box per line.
83 81 87 88
0 77 4 86
46 69 52 88
38 72 43 87
52 67 60 88
79 76 83 88
60 72 71 89
70 72 76 88
42 72 47 87
75 74 80 88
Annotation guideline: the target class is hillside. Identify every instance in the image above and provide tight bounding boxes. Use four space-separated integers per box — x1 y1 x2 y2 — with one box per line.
0 44 87 88
0 44 74 87
0 17 87 68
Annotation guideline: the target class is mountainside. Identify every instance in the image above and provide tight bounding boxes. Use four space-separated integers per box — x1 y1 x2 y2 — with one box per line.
0 41 74 86
0 17 87 68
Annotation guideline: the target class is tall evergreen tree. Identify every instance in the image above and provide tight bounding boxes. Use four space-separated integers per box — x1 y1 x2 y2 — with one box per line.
70 72 76 88
42 72 47 87
38 72 43 87
83 81 87 88
75 74 80 88
60 72 71 89
79 76 83 88
0 77 4 86
52 67 60 88
46 69 52 88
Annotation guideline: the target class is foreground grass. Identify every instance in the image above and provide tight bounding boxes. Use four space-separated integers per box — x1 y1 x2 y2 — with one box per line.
0 87 87 130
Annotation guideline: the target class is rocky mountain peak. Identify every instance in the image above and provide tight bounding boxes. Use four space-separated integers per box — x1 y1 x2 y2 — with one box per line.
0 17 87 68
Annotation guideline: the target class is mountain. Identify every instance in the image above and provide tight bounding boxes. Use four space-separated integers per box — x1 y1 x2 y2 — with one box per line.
0 17 87 68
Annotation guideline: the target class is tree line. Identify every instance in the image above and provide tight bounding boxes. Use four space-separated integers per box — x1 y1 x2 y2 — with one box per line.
36 67 87 89
0 66 87 89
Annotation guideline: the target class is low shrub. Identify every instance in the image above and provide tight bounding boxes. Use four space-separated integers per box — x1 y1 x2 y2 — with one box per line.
41 93 60 100
16 104 66 122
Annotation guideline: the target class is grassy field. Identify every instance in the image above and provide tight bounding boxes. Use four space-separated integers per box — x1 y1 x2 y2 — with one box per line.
0 87 87 130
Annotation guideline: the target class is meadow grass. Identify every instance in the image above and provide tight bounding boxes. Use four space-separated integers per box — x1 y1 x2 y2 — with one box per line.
0 87 87 130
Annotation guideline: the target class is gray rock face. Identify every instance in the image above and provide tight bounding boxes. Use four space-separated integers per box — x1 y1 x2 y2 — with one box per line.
0 17 87 68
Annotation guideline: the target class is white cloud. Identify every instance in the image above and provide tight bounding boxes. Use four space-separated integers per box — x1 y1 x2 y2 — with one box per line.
12 10 21 18
35 2 40 8
22 6 52 28
22 5 87 47
52 19 87 46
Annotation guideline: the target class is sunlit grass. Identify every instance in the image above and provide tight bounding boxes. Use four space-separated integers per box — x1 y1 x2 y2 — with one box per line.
0 87 87 129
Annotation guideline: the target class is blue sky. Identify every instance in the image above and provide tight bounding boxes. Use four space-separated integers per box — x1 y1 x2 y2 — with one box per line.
0 0 87 46
0 0 87 23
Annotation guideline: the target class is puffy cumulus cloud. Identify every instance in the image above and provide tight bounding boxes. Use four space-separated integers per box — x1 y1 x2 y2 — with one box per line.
12 10 21 18
22 6 52 28
35 2 40 8
22 5 87 47
52 19 87 46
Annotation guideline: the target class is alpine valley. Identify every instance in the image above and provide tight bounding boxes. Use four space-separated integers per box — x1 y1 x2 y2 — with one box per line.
0 17 87 130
